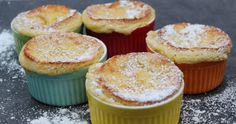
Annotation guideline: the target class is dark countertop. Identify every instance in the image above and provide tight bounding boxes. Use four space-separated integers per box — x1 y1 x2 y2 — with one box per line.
0 0 235 124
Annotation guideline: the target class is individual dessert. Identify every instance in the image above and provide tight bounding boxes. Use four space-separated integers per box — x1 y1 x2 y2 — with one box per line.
83 0 155 57
11 4 83 54
19 32 107 106
86 52 184 124
146 22 232 94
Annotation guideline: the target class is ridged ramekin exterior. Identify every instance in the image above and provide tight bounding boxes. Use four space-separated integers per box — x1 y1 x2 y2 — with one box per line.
26 69 88 106
146 45 227 94
12 26 83 55
24 48 107 106
86 88 183 124
86 21 155 58
13 31 31 55
177 61 227 94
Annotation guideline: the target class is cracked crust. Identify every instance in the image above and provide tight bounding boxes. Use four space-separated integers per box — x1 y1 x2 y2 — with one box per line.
11 5 82 37
146 22 232 64
82 0 155 35
19 32 106 75
86 52 184 106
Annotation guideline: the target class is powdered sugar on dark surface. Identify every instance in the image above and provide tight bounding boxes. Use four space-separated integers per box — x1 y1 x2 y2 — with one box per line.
0 30 235 124
180 75 236 124
0 30 90 124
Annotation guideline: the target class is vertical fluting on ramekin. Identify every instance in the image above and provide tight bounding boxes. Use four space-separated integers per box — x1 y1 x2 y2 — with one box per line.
147 45 227 94
20 33 107 106
177 60 227 94
25 51 107 106
86 81 184 124
86 21 155 58
85 52 184 124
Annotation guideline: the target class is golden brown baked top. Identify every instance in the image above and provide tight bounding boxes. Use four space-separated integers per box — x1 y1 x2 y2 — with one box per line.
19 32 106 75
11 5 82 37
146 22 232 64
87 0 150 20
86 52 184 106
82 0 155 35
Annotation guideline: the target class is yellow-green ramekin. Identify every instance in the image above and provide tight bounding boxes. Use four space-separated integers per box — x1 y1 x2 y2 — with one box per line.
86 81 184 124
24 40 106 106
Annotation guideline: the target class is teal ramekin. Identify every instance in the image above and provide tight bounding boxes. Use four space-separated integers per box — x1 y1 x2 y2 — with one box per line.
12 26 83 55
24 40 106 106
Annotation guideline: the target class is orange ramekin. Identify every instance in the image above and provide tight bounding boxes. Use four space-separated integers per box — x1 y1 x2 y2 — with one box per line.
147 46 227 94
86 21 155 58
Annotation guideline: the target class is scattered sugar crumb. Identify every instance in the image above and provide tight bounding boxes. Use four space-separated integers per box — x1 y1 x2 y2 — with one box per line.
28 107 89 124
12 75 18 79
192 116 200 123
180 75 236 124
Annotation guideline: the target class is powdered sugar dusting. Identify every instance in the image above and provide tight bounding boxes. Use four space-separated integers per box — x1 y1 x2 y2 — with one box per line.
162 24 204 48
126 9 140 18
0 30 24 76
90 53 183 104
180 75 236 123
28 108 89 124
120 0 148 19
181 24 204 34
12 12 57 33
161 23 230 49
0 30 90 123
126 6 148 19
119 0 135 7
114 86 177 102
68 9 76 17
87 0 149 20
11 7 78 35
30 33 102 63
0 29 15 52
75 47 99 62
122 1 149 19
